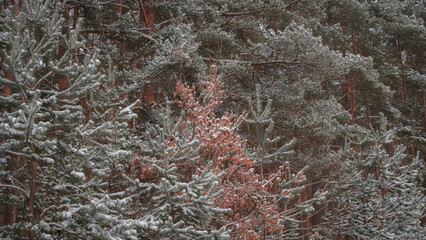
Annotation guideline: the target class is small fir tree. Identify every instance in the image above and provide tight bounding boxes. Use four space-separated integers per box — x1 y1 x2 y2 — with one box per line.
245 84 327 239
125 102 228 239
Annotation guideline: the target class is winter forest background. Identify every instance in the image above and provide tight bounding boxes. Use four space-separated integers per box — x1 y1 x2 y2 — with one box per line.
0 0 425 239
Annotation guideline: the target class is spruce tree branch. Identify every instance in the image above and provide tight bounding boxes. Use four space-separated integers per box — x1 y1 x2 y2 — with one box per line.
0 184 29 198
353 116 380 121
201 57 302 67
5 150 32 158
40 204 78 218
59 100 139 185
222 10 263 17
48 222 78 235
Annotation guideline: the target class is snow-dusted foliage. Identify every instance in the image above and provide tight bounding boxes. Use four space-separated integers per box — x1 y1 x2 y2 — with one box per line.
322 117 425 239
0 1 137 239
0 0 424 239
125 102 228 239
245 84 296 164
244 84 328 239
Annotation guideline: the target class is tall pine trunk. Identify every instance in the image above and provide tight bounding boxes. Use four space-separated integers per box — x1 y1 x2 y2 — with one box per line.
28 159 37 240
423 92 426 133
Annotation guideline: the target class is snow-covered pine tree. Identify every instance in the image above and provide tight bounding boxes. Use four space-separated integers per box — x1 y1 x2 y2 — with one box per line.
244 84 327 239
124 102 228 239
321 117 425 239
74 0 159 126
0 1 137 239
365 0 426 155
245 84 296 168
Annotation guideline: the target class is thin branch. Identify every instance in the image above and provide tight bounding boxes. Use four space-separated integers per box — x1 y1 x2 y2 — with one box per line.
222 10 263 17
40 204 77 218
200 57 302 67
31 70 53 91
0 184 29 198
286 0 302 10
353 115 380 121
5 150 32 158
48 222 78 235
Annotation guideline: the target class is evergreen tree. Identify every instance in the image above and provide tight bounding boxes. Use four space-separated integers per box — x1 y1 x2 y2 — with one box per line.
245 84 296 166
175 71 327 239
125 102 228 239
244 84 327 239
321 117 425 239
0 0 424 238
0 1 137 238
367 0 426 154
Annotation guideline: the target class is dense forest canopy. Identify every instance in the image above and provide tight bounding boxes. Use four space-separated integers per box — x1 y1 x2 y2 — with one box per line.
0 0 425 239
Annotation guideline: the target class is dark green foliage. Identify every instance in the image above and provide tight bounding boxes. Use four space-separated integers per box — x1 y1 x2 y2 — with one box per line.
0 0 424 239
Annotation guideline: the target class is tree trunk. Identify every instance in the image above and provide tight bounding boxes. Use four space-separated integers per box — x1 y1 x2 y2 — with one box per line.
143 86 155 103
117 0 124 15
396 39 407 105
28 160 37 240
138 0 156 106
2 68 11 112
1 154 17 226
139 0 155 32
423 92 426 133
58 6 70 91
12 0 20 16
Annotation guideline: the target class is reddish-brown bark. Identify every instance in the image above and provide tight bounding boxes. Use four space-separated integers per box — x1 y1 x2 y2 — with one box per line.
141 85 154 103
12 0 20 16
138 0 155 32
423 92 426 133
2 71 11 113
58 43 67 91
117 0 124 15
28 160 37 240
